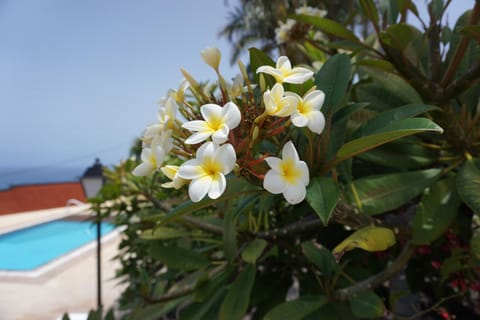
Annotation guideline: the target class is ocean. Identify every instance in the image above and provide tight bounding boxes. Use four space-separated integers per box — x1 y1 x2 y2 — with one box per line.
0 167 85 190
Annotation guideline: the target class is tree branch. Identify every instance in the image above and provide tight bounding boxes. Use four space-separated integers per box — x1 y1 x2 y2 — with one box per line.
333 243 415 301
181 215 224 235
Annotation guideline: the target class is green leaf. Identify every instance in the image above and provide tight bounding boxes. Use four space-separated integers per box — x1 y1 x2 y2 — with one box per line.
293 15 359 42
249 47 275 87
412 177 460 245
306 177 340 225
461 25 480 43
457 158 480 215
349 291 385 318
336 118 443 163
129 297 188 320
380 23 419 51
360 68 422 105
181 288 227 320
264 296 328 320
358 138 437 169
333 226 396 256
471 230 480 259
352 104 438 139
302 242 338 278
223 207 237 264
359 0 379 27
354 59 395 72
242 239 268 263
348 168 442 215
140 227 190 240
314 54 352 114
219 264 256 320
149 244 209 271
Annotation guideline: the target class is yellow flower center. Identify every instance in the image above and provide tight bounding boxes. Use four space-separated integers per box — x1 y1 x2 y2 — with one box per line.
207 114 223 131
280 159 301 184
202 157 222 177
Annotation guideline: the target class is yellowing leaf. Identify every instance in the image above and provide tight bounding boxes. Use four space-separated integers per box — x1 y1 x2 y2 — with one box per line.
333 226 396 259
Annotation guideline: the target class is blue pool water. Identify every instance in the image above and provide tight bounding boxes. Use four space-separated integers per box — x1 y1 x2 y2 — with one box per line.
0 220 115 271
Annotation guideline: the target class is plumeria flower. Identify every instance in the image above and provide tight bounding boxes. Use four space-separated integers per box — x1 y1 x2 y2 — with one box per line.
201 47 222 72
159 80 189 105
178 142 236 202
183 102 241 144
160 165 189 189
143 98 178 144
288 89 326 134
295 6 327 17
263 141 310 205
132 144 167 177
256 56 313 84
275 19 296 44
263 83 298 117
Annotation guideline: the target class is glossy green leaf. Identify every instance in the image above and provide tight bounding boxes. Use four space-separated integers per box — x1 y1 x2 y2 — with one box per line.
149 244 209 271
333 226 396 256
293 15 359 42
249 47 275 87
380 23 419 50
457 158 480 215
264 296 328 320
193 267 233 302
306 177 340 225
461 25 480 42
140 227 189 240
242 239 268 263
354 59 395 72
129 297 188 320
352 104 438 139
348 168 442 215
358 138 437 169
412 177 460 245
336 118 443 163
219 264 256 320
181 288 226 320
359 0 379 27
360 68 422 105
349 291 385 318
314 54 352 114
223 207 237 264
302 241 338 278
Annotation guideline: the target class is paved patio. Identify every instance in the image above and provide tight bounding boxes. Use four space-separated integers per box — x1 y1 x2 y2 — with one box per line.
0 205 126 320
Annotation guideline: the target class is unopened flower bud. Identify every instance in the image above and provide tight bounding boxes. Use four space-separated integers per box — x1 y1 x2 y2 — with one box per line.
201 47 221 72
180 68 200 91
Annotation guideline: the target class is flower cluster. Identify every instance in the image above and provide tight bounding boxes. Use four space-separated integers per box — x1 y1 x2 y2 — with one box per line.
275 5 327 45
133 47 326 205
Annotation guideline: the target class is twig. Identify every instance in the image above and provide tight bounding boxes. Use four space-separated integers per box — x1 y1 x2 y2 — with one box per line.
181 215 224 235
253 215 323 239
333 243 415 301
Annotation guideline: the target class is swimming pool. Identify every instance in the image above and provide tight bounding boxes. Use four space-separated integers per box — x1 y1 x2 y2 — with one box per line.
0 220 115 271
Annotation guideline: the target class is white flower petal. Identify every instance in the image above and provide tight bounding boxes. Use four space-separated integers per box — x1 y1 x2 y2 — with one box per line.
291 112 309 127
196 141 216 160
263 170 286 194
201 104 223 123
298 161 310 186
211 124 229 144
282 141 300 163
304 90 325 111
276 56 292 71
216 143 237 174
283 67 314 84
306 111 326 134
184 131 212 145
178 159 205 180
132 162 155 177
222 102 241 129
140 148 152 163
189 176 212 202
208 173 226 199
182 120 211 132
160 165 179 180
256 65 278 76
283 184 306 204
265 157 282 172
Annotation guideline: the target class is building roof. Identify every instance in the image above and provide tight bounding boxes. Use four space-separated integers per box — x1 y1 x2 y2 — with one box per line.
0 182 86 215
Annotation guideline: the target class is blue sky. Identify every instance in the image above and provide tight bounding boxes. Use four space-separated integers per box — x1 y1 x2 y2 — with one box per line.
0 0 474 187
0 0 241 182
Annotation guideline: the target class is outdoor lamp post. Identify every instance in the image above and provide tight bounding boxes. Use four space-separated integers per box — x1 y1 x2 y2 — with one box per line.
80 158 105 310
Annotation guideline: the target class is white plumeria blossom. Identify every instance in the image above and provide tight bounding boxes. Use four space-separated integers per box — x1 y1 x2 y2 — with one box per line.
201 46 222 71
159 80 189 105
288 89 326 134
275 19 296 44
256 56 313 84
183 102 241 144
132 143 167 177
178 142 237 202
263 83 298 117
160 165 188 189
295 6 327 18
263 141 310 205
143 98 178 144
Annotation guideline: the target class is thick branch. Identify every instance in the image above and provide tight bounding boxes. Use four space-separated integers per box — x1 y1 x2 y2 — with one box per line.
333 243 415 301
444 61 480 99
